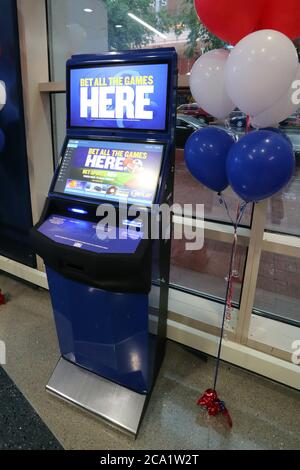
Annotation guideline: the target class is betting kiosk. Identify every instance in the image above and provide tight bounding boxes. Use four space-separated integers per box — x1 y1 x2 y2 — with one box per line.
32 48 177 435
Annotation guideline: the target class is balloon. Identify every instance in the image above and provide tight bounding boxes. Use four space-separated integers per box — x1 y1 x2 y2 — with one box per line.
0 129 5 153
0 81 6 112
251 65 300 128
225 30 298 116
194 0 263 45
227 131 295 202
259 0 300 40
261 128 293 148
189 49 235 120
185 127 234 192
0 103 19 126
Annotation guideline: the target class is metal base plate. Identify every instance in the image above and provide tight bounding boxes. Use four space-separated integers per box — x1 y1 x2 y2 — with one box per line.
46 357 147 436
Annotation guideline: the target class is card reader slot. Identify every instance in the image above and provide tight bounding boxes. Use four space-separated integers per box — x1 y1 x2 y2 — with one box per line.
63 261 84 274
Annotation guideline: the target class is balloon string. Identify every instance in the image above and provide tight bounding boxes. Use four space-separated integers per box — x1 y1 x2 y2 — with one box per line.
246 115 251 133
218 193 234 225
213 197 248 391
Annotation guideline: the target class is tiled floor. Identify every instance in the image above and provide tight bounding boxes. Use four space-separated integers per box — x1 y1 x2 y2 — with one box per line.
0 272 299 450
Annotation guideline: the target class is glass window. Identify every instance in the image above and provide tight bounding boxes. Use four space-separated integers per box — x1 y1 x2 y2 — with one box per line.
265 158 300 236
47 0 110 160
46 1 300 341
174 149 253 224
47 0 108 81
47 0 202 82
171 236 247 306
254 251 300 325
51 94 66 161
47 1 254 224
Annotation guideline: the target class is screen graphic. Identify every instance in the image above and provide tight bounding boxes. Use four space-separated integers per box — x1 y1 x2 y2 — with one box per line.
69 63 169 130
38 215 143 254
54 139 164 206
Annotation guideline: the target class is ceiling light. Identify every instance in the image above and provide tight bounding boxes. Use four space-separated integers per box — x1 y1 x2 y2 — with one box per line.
128 12 167 39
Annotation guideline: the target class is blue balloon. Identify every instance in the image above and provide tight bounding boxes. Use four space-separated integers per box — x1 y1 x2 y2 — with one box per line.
262 127 293 148
185 127 235 192
0 129 5 152
227 130 295 202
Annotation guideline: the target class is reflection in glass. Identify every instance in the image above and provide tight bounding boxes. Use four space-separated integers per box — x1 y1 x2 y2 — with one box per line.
266 162 300 236
170 237 247 306
254 251 300 325
174 148 253 225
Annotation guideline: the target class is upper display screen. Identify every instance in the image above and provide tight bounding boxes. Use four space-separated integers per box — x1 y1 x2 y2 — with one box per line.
69 63 169 131
53 139 164 206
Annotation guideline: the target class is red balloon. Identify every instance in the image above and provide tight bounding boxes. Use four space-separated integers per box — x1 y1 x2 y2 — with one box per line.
194 0 264 45
259 0 300 39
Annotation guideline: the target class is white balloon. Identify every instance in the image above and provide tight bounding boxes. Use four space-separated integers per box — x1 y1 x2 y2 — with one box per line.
0 81 6 111
225 30 298 116
251 65 300 128
189 49 235 120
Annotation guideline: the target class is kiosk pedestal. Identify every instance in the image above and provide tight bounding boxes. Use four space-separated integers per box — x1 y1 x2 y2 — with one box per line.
47 357 147 435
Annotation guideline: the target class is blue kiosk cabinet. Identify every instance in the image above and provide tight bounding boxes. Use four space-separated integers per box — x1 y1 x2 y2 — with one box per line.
32 48 177 435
